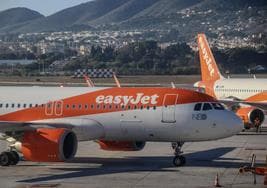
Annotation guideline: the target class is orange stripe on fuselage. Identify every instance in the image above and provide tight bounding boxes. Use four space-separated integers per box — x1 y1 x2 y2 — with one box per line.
0 87 216 122
245 92 267 103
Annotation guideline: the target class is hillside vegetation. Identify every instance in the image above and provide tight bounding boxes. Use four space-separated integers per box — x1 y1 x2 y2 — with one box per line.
0 0 265 42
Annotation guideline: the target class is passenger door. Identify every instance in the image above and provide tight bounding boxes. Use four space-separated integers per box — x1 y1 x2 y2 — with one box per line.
162 94 178 123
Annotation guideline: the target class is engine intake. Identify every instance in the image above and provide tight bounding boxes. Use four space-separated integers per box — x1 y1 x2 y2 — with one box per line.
15 128 77 162
236 107 265 129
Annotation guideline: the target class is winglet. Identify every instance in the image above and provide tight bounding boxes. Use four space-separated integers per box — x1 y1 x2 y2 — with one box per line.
84 75 95 87
113 73 121 88
197 34 224 82
171 82 176 89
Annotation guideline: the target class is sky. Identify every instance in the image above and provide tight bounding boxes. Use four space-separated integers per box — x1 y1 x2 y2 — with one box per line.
0 0 92 16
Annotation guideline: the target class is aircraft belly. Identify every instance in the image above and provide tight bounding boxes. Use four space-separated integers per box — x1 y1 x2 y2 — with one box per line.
92 108 179 142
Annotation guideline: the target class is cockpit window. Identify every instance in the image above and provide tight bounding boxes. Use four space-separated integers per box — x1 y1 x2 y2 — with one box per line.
194 103 202 111
212 103 225 110
203 103 212 111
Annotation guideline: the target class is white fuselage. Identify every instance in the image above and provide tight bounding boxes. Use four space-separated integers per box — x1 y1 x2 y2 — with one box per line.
0 86 243 143
213 78 267 100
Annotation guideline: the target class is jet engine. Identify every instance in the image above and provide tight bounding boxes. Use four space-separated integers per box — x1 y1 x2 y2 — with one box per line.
236 107 265 129
98 140 146 151
14 128 77 162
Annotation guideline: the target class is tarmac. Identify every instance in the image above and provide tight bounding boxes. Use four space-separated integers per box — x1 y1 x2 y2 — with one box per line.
0 126 266 188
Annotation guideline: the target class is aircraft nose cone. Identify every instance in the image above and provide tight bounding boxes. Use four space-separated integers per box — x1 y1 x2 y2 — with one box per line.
227 112 243 135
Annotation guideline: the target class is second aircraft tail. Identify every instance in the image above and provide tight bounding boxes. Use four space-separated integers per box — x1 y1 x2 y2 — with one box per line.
197 34 224 82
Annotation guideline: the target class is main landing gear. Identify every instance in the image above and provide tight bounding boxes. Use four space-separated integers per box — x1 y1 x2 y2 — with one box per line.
171 142 186 167
0 151 20 166
0 133 21 166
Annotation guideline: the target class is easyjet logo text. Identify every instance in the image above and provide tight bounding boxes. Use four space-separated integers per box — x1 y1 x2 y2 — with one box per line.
96 93 159 105
199 36 215 77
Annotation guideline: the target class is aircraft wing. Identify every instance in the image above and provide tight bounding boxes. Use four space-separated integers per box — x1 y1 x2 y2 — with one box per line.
0 119 105 141
0 121 34 132
219 100 267 111
241 102 267 111
0 121 74 132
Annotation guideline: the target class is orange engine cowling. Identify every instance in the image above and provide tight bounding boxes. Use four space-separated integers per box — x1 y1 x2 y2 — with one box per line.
236 107 265 129
98 140 146 151
15 128 77 162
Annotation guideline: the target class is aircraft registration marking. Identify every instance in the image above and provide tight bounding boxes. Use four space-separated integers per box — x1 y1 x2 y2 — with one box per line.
192 113 207 120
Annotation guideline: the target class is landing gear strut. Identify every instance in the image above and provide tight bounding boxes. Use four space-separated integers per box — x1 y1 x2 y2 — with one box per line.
0 151 20 166
171 142 186 167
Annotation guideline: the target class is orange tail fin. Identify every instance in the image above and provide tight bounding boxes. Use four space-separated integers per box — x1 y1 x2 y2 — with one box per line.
197 34 224 82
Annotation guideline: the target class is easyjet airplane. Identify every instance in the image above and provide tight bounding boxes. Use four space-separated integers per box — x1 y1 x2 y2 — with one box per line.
0 86 242 167
194 34 267 129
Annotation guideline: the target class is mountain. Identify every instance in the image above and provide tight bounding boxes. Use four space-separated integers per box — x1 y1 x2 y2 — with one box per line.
117 0 267 35
141 0 266 41
89 0 161 25
0 8 44 33
0 0 266 41
9 0 130 33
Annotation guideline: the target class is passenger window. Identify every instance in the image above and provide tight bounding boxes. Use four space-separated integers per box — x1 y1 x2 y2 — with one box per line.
0 104 2 108
194 103 202 111
203 103 212 111
212 103 225 110
6 104 9 108
17 104 20 108
11 104 15 108
153 106 156 110
23 104 26 108
147 106 150 110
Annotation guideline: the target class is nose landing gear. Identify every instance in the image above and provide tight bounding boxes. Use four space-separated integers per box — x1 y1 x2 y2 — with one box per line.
171 142 186 167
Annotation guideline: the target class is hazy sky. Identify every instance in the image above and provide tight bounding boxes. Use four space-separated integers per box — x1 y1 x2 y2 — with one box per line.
0 0 92 16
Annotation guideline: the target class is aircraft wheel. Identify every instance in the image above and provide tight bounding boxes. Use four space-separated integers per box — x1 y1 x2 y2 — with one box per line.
9 151 20 165
0 152 12 166
173 156 186 167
